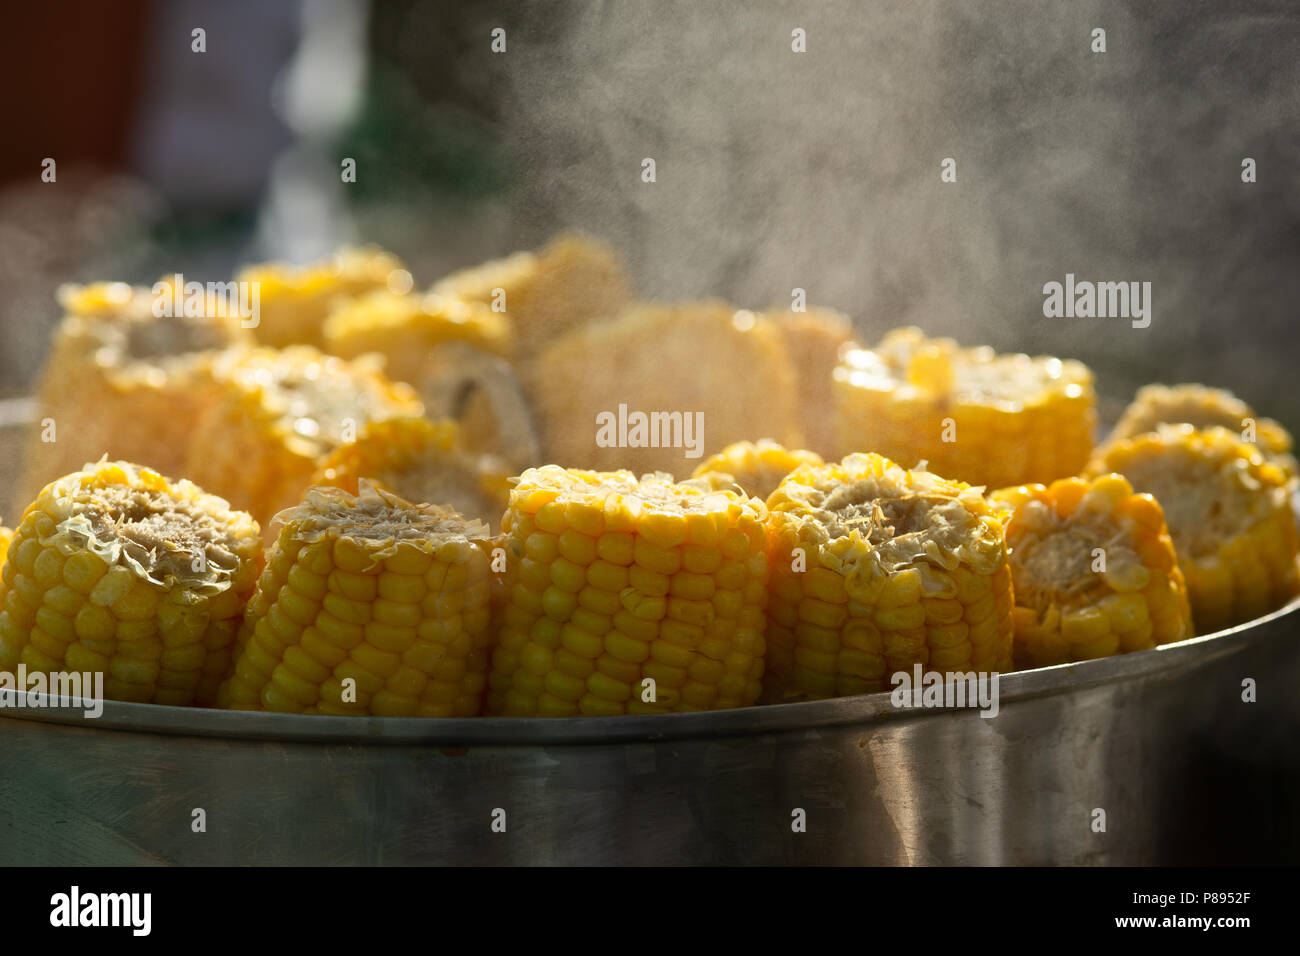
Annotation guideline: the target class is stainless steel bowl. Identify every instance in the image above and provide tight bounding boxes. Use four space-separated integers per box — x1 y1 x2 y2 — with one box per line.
2 398 1297 865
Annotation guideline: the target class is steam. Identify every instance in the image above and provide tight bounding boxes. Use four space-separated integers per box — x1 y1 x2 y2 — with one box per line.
485 0 1300 420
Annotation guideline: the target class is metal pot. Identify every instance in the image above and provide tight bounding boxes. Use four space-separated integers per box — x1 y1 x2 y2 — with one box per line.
1 400 1297 865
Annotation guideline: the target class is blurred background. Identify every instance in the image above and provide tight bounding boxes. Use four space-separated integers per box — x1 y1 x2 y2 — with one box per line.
0 0 1296 413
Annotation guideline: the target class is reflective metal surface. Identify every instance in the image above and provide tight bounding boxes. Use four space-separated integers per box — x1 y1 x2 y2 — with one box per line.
1 397 1298 864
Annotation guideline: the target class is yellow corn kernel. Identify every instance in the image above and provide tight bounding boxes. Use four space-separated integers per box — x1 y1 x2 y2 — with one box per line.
989 474 1194 669
219 482 494 715
763 452 1014 702
18 280 252 504
237 245 407 349
690 440 825 502
182 346 424 529
531 302 800 476
832 326 1096 489
0 460 262 706
1106 383 1296 479
1089 425 1300 632
487 466 768 716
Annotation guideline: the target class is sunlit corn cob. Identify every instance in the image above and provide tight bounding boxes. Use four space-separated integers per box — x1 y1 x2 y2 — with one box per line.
764 453 1014 702
0 522 11 571
1089 425 1300 633
1108 383 1296 479
183 347 424 528
989 474 1193 668
312 417 510 529
20 280 251 503
433 234 629 362
533 302 801 475
690 440 824 502
218 482 493 716
321 290 513 387
488 466 769 716
237 246 408 349
0 460 262 705
764 308 855 456
833 327 1096 489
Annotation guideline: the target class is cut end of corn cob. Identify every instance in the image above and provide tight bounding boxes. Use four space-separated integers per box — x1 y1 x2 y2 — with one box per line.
1090 425 1300 633
21 281 251 502
312 417 510 530
183 346 423 527
689 440 824 502
990 474 1193 668
764 452 1014 702
1108 383 1296 478
489 466 769 716
237 246 408 349
218 481 494 716
833 326 1096 489
533 302 801 475
322 290 513 388
0 460 262 706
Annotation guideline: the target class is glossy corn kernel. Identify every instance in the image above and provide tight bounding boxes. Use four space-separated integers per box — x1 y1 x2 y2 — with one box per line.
1108 383 1296 479
218 482 494 716
764 308 855 456
322 290 514 388
312 417 510 529
533 302 801 475
182 346 423 528
0 523 11 570
488 466 769 716
764 452 1014 702
1090 425 1300 633
833 327 1096 489
20 280 251 503
0 460 262 706
433 234 628 362
690 440 824 502
990 474 1193 669
237 246 408 349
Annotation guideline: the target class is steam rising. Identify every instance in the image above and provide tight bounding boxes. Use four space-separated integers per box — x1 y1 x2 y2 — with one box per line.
483 0 1300 418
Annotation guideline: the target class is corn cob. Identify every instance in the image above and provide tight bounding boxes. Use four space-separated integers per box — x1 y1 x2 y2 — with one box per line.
1108 383 1296 479
833 327 1096 489
432 234 629 361
764 453 1014 702
321 290 513 387
237 246 408 349
764 308 855 457
312 417 510 529
488 466 769 716
690 440 824 502
532 302 801 475
218 482 493 716
183 347 424 529
20 280 250 503
1089 425 1300 633
0 522 11 571
989 474 1193 669
0 460 262 705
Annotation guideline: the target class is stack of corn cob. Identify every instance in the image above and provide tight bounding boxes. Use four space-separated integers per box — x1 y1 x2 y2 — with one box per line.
6 235 1298 722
